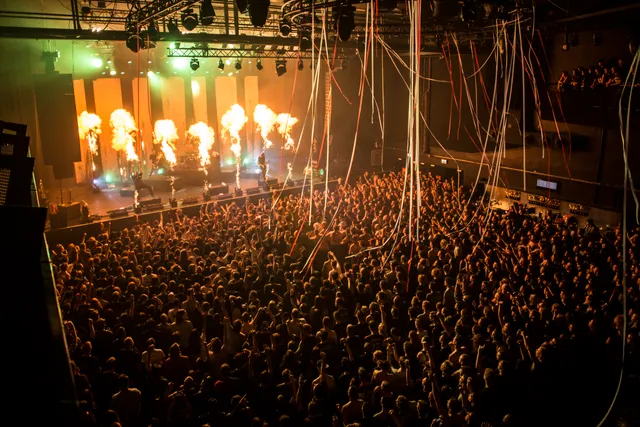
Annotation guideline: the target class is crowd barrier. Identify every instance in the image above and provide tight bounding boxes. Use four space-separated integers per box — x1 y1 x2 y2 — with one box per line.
46 180 339 247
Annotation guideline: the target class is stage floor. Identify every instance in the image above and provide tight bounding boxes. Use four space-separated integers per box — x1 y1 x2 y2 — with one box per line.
60 171 309 219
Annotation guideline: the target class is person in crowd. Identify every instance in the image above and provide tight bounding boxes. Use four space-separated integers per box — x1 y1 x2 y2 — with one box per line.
51 171 638 427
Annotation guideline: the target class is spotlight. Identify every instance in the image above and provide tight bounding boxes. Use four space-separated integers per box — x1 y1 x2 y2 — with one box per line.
297 59 304 70
91 57 103 68
333 4 355 42
167 18 181 35
299 30 311 51
235 59 242 70
280 19 292 36
41 50 59 74
81 2 91 16
181 9 199 31
200 0 216 25
248 0 270 27
218 58 225 71
235 0 248 13
433 0 461 24
126 32 143 53
190 58 200 71
256 59 263 70
275 59 287 77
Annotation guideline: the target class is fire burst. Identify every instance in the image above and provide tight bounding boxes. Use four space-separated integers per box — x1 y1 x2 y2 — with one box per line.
187 122 216 169
110 109 139 162
253 104 277 149
221 104 248 189
276 113 299 151
153 120 178 166
77 111 102 172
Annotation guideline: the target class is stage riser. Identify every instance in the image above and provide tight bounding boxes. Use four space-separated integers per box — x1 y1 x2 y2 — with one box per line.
46 180 339 246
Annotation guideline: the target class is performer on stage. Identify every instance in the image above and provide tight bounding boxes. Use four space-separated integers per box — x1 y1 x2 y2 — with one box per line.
257 152 267 182
131 171 155 198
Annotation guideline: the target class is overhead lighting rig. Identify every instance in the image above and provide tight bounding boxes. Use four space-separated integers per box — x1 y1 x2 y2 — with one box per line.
168 46 347 61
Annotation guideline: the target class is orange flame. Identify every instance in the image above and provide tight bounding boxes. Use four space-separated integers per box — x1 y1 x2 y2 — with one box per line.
153 120 178 166
109 109 138 161
187 122 216 169
276 113 299 151
253 104 277 149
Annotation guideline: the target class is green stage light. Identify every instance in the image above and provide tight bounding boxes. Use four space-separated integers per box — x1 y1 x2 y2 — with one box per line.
242 157 249 165
226 159 234 165
104 173 113 183
172 58 188 69
158 168 165 175
91 58 103 68
319 168 325 176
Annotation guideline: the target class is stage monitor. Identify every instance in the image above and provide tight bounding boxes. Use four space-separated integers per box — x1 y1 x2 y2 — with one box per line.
536 179 559 191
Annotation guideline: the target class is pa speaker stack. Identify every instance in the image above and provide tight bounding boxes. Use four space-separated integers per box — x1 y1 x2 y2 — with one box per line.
207 184 229 196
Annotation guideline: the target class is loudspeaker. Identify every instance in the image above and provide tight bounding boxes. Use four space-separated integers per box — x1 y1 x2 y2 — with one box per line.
217 193 233 200
246 187 261 195
33 74 81 180
181 197 199 205
139 198 162 207
108 208 129 219
0 120 28 137
58 202 82 222
0 155 35 207
208 184 229 195
371 148 382 166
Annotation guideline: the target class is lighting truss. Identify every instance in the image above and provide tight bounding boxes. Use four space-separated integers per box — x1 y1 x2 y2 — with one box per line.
167 46 345 60
130 0 201 26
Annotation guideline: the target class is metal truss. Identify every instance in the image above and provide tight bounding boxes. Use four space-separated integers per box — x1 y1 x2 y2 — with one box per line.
167 47 344 60
130 0 201 26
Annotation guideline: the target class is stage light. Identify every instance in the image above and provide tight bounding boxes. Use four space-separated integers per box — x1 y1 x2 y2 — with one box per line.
126 33 143 53
228 72 233 76
280 19 292 36
91 57 103 68
235 59 242 70
190 58 200 70
235 0 248 14
147 70 154 76
433 0 461 23
297 59 304 70
181 9 199 31
104 173 113 183
200 0 216 25
226 159 234 165
158 168 165 175
299 30 311 51
109 70 117 76
218 58 225 70
167 18 181 35
256 59 263 70
248 0 270 27
319 168 324 176
242 158 249 165
333 4 355 41
225 59 231 65
41 50 59 73
276 59 287 76
173 58 189 69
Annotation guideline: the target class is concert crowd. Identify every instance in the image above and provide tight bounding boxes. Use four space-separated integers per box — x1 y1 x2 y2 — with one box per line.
52 172 640 427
